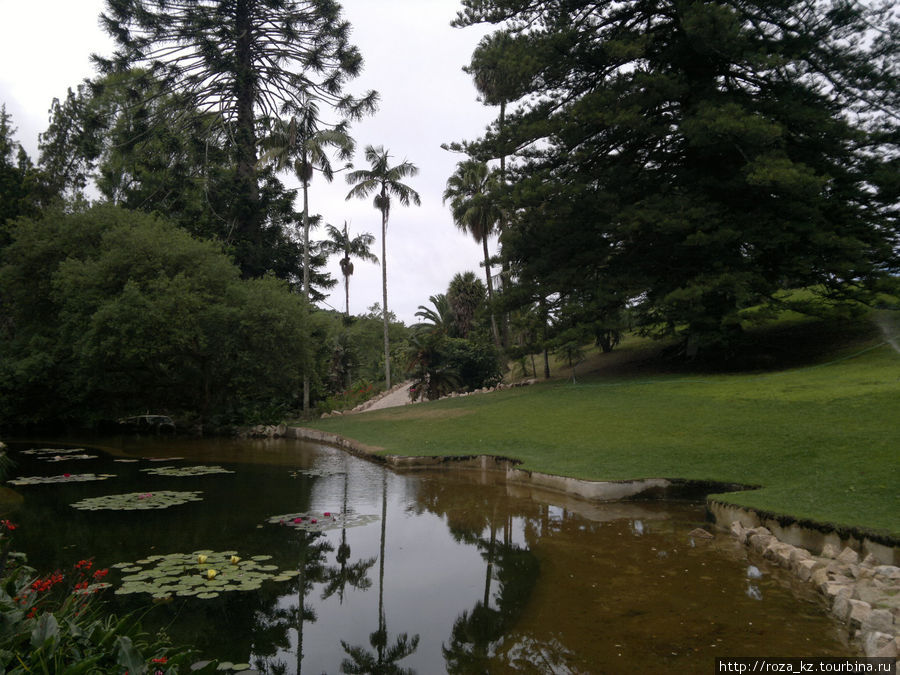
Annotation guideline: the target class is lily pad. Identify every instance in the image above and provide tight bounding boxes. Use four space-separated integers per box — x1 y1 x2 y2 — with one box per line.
265 511 379 533
141 465 235 477
21 447 88 456
111 550 300 600
8 473 116 486
71 490 203 511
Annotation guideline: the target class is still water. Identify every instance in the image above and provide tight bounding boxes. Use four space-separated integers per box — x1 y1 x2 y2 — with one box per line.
2 436 854 673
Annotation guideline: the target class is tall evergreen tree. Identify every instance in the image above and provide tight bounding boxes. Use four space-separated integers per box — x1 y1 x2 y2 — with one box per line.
346 146 421 388
95 0 377 277
454 0 900 357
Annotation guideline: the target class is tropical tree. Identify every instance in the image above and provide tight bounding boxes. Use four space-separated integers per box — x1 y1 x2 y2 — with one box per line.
95 0 377 276
414 293 454 336
345 146 421 388
320 221 379 317
447 271 487 340
443 160 501 343
258 99 355 299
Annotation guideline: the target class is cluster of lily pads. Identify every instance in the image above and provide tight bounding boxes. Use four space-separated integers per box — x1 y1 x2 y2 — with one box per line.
71 490 204 511
8 473 116 486
21 447 98 462
140 465 234 478
112 550 300 600
266 511 379 533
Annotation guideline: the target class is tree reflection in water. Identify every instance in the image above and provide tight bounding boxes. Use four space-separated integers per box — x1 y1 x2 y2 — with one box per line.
255 468 377 674
340 470 420 674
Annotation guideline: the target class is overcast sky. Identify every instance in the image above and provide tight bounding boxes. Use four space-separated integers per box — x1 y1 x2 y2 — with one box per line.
0 0 498 325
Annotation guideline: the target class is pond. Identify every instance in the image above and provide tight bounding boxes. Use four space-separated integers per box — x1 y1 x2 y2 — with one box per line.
2 436 855 673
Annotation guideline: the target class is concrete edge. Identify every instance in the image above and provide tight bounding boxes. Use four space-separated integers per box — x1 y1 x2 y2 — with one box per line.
288 426 900 565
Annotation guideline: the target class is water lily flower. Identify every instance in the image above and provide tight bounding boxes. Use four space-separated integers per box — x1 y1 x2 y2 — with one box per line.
293 517 303 523
197 554 208 564
229 555 240 564
310 518 317 524
324 512 331 517
63 473 71 478
206 569 218 580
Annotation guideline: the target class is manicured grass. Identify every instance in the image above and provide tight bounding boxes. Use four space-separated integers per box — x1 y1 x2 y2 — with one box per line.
306 320 900 537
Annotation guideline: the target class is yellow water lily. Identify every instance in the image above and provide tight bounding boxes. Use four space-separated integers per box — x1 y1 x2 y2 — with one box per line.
229 555 240 565
197 554 207 564
206 569 218 580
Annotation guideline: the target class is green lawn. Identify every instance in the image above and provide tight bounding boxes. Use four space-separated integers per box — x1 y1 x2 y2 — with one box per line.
306 322 900 538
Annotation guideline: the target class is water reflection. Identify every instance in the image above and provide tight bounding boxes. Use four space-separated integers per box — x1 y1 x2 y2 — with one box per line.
1 438 855 673
340 472 420 675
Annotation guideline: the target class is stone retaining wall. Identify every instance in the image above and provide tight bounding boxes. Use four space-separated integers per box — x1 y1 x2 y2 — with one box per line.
732 521 899 663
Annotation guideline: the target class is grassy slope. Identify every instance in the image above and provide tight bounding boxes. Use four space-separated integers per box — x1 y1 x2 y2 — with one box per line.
306 318 900 537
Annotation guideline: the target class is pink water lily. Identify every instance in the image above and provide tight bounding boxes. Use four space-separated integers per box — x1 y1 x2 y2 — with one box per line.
293 517 303 524
323 512 331 517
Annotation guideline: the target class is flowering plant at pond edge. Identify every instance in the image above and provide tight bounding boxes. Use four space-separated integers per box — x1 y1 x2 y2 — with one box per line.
0 523 218 674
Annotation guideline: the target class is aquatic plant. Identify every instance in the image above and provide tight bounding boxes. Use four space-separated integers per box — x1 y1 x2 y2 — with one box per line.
265 511 378 533
0 526 212 673
8 473 117 486
21 447 88 456
141 465 235 477
111 550 300 600
71 490 203 511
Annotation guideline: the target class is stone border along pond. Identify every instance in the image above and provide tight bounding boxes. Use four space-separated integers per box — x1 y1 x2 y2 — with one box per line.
286 424 900 661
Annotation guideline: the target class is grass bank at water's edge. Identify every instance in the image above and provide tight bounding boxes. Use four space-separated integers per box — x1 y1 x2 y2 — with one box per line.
305 324 900 538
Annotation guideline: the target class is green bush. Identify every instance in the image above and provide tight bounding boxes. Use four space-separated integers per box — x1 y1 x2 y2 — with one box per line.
0 205 310 427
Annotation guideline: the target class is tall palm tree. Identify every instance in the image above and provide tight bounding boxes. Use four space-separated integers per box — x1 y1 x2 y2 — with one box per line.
443 160 501 344
345 146 421 389
259 100 355 300
320 221 378 317
259 98 354 412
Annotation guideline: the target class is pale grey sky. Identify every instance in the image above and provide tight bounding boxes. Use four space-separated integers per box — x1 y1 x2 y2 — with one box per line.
0 0 498 325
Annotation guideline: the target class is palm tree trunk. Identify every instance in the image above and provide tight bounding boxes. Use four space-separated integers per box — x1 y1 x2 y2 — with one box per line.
482 237 500 346
344 270 350 318
302 175 311 413
380 195 391 390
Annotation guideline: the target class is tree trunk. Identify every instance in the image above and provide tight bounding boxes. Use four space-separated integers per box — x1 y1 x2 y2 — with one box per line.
344 271 350 318
482 236 500 346
302 172 311 413
233 0 260 275
381 196 391 389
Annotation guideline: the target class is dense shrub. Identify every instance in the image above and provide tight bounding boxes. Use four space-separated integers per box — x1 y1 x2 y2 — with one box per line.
0 205 310 428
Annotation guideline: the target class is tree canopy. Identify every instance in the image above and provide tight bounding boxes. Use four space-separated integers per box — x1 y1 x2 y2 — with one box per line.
454 0 900 357
95 0 377 276
0 205 311 427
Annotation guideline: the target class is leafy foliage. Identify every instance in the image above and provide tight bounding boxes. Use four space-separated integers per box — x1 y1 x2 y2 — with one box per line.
0 537 209 674
453 0 900 359
0 205 310 428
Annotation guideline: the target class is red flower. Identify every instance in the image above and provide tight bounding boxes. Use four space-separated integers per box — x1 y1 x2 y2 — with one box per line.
63 473 71 478
1 519 16 531
152 657 168 664
93 568 108 580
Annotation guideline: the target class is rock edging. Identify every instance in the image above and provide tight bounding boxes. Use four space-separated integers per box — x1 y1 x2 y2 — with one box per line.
731 521 899 661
